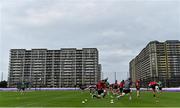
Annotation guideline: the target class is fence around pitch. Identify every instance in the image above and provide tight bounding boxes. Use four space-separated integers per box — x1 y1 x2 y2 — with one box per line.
0 88 80 91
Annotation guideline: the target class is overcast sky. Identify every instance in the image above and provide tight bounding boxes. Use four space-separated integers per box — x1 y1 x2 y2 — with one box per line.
0 0 180 83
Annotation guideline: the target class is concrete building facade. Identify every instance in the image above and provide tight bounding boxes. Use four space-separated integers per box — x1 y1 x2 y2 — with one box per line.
130 40 180 87
8 48 101 88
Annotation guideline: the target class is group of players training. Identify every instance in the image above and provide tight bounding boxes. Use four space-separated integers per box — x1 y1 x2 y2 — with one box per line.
91 78 163 101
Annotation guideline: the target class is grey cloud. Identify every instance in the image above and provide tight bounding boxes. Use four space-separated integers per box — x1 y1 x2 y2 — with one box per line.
1 0 180 83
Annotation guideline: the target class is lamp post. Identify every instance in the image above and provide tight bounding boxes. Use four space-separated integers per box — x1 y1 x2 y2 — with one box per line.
114 72 116 82
39 77 42 91
35 72 37 91
1 72 3 81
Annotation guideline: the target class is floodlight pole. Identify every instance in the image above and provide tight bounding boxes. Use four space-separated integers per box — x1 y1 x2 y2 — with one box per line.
35 73 37 91
101 71 103 80
1 72 3 81
115 72 116 82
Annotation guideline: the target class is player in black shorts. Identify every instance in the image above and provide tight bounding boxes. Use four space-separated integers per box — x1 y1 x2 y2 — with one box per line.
112 80 119 95
119 80 124 96
148 81 158 97
117 78 132 100
93 80 105 99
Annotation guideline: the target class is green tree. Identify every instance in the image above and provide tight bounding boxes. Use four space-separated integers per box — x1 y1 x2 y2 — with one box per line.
0 80 7 88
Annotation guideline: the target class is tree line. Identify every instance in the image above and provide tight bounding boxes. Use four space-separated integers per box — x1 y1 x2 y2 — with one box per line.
0 80 7 88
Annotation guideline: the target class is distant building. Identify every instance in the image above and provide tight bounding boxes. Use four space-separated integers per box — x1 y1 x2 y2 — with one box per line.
130 40 180 87
8 48 101 88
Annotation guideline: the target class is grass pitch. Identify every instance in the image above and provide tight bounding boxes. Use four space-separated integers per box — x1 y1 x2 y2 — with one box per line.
0 90 180 107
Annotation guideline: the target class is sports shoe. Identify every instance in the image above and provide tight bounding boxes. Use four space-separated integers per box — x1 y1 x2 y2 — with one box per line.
92 95 95 98
116 95 121 100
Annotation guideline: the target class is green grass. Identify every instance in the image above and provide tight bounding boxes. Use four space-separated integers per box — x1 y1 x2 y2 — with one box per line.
0 90 180 107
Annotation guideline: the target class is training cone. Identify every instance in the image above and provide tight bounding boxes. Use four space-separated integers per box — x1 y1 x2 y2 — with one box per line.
82 101 85 104
110 99 114 104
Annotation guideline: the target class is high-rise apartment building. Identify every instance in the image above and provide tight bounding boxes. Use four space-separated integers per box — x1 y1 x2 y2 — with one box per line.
8 48 101 88
130 40 180 87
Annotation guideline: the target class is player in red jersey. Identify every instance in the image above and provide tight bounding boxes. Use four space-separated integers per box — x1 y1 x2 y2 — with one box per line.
112 80 119 95
97 80 103 98
104 78 110 96
148 81 158 97
117 78 132 100
101 80 107 98
135 80 140 97
119 80 124 96
93 80 106 98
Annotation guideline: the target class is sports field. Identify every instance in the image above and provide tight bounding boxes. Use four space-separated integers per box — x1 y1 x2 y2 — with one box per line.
0 90 180 107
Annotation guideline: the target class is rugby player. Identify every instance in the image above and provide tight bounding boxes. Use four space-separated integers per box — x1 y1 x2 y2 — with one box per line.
93 80 106 98
157 81 163 93
135 80 140 97
148 81 158 97
117 78 132 100
119 80 124 96
112 80 119 95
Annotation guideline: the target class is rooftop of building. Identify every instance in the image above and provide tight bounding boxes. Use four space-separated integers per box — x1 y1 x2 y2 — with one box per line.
10 48 98 51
